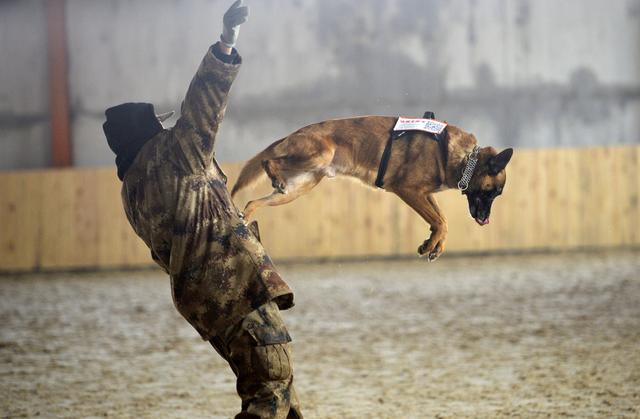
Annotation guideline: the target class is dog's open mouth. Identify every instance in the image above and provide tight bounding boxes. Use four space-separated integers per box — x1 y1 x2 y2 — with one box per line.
469 201 491 226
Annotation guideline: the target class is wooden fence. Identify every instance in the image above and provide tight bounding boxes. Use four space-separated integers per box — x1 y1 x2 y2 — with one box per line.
1 145 638 272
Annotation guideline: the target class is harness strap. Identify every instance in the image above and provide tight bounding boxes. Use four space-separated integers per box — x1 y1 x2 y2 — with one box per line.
375 128 404 188
375 111 440 189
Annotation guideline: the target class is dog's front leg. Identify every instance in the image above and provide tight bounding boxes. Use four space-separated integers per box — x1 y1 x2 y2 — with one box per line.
417 194 448 261
396 191 448 261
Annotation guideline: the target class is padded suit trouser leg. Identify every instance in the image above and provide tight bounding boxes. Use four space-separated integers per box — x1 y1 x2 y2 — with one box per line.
210 301 303 419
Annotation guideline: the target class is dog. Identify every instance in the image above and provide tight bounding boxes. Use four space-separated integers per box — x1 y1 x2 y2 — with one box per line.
231 116 513 261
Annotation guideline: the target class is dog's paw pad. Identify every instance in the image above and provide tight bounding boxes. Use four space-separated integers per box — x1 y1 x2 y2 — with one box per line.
271 180 287 194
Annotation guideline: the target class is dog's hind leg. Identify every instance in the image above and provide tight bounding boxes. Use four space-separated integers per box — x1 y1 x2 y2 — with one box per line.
262 139 335 194
243 172 324 220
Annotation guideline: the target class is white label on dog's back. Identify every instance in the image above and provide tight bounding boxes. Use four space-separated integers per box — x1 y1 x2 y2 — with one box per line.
393 117 447 134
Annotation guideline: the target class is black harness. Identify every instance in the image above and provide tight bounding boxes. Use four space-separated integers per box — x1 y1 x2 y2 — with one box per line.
374 111 448 189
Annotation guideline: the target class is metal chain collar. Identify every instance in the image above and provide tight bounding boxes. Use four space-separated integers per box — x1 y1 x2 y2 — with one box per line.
457 145 480 192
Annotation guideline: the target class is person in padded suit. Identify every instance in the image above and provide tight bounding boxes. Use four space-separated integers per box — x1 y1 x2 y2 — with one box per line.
102 2 302 417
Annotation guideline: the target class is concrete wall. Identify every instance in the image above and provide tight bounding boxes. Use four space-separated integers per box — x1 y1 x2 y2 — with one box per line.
0 0 50 170
1 0 639 170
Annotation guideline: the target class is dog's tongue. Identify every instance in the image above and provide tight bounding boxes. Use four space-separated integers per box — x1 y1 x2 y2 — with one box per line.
475 217 490 226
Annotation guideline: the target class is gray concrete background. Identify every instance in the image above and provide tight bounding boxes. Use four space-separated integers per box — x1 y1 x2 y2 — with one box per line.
0 0 50 169
1 0 639 170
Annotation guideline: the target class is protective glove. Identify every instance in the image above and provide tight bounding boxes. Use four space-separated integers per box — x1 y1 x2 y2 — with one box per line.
220 0 249 48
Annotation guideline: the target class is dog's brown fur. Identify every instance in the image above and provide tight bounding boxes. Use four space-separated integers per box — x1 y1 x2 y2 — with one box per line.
231 116 513 260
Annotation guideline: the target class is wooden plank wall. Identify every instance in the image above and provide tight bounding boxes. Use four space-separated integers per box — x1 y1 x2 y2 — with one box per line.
1 146 638 272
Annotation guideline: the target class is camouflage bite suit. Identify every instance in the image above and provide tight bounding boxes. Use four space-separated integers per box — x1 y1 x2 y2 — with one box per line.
119 44 302 419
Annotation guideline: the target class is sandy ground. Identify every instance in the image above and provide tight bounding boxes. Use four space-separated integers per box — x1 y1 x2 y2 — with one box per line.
1 250 639 419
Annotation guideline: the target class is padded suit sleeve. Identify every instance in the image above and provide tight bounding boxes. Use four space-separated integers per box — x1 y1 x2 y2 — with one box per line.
172 44 242 172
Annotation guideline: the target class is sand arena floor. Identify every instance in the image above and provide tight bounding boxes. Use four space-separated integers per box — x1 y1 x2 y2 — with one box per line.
1 250 639 418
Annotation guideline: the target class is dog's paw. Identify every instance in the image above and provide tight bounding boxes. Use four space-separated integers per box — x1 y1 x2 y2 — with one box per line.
263 159 287 194
417 238 444 262
271 178 287 194
243 202 257 221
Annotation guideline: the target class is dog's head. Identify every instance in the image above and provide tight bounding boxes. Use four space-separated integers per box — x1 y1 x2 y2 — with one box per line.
462 147 513 226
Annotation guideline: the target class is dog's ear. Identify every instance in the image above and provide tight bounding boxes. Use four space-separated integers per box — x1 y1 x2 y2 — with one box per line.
489 148 513 174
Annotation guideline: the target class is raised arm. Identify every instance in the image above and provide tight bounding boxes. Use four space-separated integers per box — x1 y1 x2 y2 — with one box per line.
173 0 249 169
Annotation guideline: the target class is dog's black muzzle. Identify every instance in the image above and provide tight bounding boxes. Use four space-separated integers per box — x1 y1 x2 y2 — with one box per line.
467 194 493 226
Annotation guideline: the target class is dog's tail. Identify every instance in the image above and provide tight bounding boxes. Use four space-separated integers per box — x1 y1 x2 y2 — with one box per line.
231 138 285 198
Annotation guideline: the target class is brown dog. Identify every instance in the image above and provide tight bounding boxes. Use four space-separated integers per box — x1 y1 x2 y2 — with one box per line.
231 116 513 261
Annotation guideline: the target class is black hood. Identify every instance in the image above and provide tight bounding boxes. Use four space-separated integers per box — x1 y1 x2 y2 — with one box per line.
102 102 163 181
